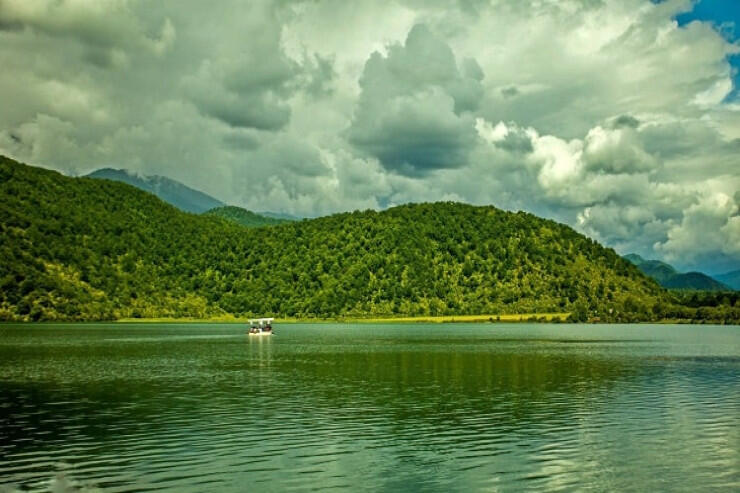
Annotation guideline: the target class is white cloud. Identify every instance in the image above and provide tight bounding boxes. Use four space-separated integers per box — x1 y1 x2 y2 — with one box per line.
656 192 740 268
0 0 738 272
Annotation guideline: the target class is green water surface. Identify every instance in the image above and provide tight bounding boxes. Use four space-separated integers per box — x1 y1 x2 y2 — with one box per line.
0 323 738 492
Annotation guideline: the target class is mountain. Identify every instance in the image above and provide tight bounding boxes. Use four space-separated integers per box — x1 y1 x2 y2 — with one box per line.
714 270 740 291
2 155 737 323
623 254 678 283
624 254 729 291
204 206 294 227
258 211 305 221
623 253 647 265
662 272 730 290
86 168 224 213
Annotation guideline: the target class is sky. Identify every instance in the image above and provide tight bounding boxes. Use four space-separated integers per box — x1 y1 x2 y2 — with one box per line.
0 0 738 274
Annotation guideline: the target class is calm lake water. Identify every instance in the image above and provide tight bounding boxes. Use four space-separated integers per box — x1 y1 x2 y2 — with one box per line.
0 323 738 492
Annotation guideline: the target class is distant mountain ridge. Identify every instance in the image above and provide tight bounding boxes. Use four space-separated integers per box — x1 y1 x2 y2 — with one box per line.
258 211 305 221
86 168 224 214
714 270 740 290
625 253 731 291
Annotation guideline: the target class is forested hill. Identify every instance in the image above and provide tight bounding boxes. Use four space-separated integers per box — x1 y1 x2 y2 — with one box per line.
2 155 735 323
204 206 293 227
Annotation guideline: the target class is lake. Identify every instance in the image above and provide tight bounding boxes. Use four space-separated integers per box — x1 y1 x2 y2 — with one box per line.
0 323 738 492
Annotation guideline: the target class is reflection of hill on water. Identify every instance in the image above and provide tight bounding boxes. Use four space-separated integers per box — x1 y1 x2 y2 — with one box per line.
2 328 738 492
249 346 641 423
1 342 640 453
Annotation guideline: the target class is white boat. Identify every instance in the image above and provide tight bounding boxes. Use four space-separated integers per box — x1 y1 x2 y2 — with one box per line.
248 317 274 336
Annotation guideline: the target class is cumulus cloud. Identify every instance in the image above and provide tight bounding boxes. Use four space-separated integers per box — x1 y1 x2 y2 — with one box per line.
0 0 175 59
347 24 483 175
582 126 657 174
472 112 739 272
656 192 740 271
0 0 738 272
183 59 294 131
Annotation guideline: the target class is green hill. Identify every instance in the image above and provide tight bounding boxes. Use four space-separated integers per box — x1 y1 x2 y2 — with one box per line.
663 272 729 290
624 254 729 291
204 206 293 227
1 155 737 323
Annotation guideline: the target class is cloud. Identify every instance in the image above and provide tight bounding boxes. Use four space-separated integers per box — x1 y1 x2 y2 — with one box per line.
470 112 739 271
475 118 534 153
612 115 641 129
0 0 175 57
456 0 737 138
476 119 660 204
347 24 483 175
349 87 477 176
582 126 657 174
0 0 738 272
184 59 293 131
655 192 740 272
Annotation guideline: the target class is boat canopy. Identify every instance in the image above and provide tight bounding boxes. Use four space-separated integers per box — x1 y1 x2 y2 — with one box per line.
249 318 274 326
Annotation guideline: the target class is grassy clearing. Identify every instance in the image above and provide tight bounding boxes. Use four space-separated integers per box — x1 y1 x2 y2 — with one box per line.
116 313 570 324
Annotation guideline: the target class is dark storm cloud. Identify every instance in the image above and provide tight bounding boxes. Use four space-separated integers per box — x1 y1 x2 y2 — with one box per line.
501 86 520 98
203 95 291 131
612 115 640 128
347 24 483 175
348 91 477 176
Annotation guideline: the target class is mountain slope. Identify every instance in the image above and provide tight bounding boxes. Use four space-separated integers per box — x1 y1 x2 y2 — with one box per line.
258 211 304 221
624 254 729 291
204 206 293 227
623 253 647 265
714 270 740 290
4 155 734 323
86 168 224 213
662 272 730 290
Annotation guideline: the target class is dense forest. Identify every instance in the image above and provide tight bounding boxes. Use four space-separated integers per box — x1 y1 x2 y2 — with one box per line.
1 156 738 323
204 206 293 227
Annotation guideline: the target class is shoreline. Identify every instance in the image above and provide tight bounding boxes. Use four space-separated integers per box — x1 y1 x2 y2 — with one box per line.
111 313 571 324
3 314 737 325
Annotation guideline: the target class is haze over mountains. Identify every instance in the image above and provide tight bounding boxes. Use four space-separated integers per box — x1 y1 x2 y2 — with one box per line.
86 168 224 214
714 271 740 291
87 168 291 226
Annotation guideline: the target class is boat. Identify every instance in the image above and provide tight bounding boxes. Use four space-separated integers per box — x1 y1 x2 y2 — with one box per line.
248 317 274 336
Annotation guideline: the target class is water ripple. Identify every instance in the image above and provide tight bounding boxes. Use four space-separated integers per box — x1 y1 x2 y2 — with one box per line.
0 323 738 492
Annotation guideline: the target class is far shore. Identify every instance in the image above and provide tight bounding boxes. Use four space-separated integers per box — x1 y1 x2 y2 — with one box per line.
2 314 735 324
113 313 571 324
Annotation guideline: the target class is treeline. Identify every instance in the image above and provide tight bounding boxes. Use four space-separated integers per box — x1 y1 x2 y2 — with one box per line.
657 291 740 324
1 155 738 323
203 206 292 227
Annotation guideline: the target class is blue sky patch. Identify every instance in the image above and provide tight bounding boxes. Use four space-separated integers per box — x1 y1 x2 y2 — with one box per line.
676 0 740 101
